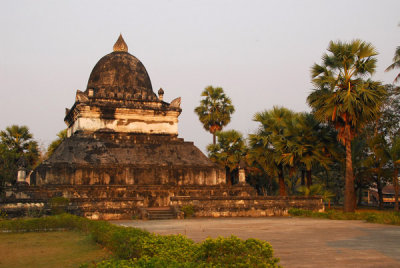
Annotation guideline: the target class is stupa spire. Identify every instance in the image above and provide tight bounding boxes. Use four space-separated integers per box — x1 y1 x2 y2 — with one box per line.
113 34 128 52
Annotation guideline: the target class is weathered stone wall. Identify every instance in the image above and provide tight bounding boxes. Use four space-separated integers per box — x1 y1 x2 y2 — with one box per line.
31 133 226 187
32 165 225 186
170 196 325 217
4 185 256 207
0 199 144 220
2 185 323 220
68 105 180 137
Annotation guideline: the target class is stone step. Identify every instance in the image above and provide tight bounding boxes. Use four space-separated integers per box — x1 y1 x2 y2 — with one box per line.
146 207 175 220
148 211 174 215
148 214 175 220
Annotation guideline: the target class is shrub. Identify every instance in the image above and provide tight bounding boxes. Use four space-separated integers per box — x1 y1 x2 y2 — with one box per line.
26 206 45 218
0 209 7 220
180 205 195 218
0 214 281 267
49 196 70 215
195 236 279 267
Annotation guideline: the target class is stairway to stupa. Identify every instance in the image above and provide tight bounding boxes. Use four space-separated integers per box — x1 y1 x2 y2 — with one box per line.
146 207 176 220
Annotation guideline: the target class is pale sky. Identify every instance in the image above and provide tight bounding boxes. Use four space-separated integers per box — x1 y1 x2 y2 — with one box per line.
1 0 399 152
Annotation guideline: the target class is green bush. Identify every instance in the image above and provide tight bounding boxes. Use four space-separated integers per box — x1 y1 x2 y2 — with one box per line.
26 206 45 218
0 213 90 232
195 236 279 267
0 209 7 220
0 214 281 267
49 196 70 215
180 205 195 218
93 258 194 268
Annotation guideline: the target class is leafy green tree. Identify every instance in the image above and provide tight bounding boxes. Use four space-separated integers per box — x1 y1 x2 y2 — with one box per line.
364 134 391 209
390 136 400 211
351 135 372 207
207 130 247 185
380 85 400 210
349 85 400 209
307 40 386 212
47 129 67 158
385 46 400 84
377 85 400 138
194 86 235 144
0 125 39 191
364 84 400 209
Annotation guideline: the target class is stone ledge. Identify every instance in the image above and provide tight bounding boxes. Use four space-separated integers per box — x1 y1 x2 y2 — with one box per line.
171 196 322 201
4 184 254 191
1 197 145 203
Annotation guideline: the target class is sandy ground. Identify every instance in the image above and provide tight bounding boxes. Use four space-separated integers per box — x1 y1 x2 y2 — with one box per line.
112 217 400 268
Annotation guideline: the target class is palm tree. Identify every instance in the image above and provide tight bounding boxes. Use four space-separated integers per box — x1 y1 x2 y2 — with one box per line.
249 106 295 196
307 40 386 212
0 125 39 189
47 129 67 158
0 125 35 153
280 113 336 189
194 86 235 144
248 133 283 195
207 130 246 184
385 46 400 84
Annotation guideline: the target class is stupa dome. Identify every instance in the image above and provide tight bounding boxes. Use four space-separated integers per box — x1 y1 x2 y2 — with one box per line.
86 35 157 101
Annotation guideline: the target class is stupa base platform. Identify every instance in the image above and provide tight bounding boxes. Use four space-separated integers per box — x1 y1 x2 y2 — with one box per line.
1 185 324 220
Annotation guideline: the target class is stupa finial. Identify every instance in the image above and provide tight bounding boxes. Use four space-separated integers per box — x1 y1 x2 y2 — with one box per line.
113 34 128 52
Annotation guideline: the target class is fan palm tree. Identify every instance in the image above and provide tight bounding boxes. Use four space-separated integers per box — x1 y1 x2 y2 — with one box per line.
194 86 235 144
307 40 386 212
279 113 336 189
248 133 284 195
207 130 246 184
0 125 39 190
249 106 295 196
385 46 400 84
0 125 35 153
47 129 67 158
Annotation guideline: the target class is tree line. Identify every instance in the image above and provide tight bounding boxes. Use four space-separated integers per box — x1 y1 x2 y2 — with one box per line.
195 39 400 213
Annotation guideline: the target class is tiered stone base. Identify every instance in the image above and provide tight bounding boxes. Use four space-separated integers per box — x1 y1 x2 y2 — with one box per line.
1 185 324 220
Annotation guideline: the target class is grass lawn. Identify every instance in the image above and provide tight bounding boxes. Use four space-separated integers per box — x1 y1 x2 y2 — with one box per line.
0 231 110 268
289 208 400 226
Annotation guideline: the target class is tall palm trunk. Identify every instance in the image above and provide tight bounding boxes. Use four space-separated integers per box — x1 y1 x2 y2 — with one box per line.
344 126 356 212
278 165 286 196
306 169 312 189
301 170 305 186
394 166 399 211
213 133 216 145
